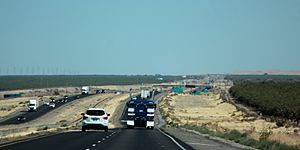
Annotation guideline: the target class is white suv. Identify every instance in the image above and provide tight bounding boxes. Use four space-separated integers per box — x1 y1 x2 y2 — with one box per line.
81 108 110 132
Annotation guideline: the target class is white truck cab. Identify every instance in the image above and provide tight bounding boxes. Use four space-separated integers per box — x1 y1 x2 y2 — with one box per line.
81 86 90 95
28 99 39 111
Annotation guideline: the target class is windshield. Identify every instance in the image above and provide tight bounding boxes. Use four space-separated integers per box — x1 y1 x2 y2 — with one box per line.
86 110 105 116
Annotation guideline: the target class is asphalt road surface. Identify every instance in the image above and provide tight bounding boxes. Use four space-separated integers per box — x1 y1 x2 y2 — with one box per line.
1 128 192 150
0 94 92 125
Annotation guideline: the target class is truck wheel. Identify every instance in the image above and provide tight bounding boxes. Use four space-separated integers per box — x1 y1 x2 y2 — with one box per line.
81 127 86 132
127 125 133 129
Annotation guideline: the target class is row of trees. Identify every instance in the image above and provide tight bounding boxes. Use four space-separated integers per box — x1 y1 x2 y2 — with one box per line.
0 75 183 91
229 81 300 120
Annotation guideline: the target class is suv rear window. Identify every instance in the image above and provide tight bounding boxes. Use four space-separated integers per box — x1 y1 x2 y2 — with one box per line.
86 110 105 116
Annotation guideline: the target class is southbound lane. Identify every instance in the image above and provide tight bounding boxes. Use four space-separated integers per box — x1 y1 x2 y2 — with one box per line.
0 94 92 125
1 128 192 150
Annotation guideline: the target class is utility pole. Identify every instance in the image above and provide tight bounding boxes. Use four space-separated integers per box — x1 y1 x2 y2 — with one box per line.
129 88 132 99
151 89 156 100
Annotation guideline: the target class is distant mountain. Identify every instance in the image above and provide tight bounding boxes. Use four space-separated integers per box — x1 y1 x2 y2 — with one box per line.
232 70 300 75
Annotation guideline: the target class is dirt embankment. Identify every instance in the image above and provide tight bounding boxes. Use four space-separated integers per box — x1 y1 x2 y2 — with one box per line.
160 93 300 146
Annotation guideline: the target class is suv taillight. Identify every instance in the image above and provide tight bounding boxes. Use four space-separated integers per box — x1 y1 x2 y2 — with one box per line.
102 116 108 120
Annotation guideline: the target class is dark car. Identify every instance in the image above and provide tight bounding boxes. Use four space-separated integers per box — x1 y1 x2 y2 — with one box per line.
17 116 26 121
63 95 68 102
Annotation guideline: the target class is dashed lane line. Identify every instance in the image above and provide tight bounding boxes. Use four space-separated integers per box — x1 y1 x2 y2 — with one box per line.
84 131 117 150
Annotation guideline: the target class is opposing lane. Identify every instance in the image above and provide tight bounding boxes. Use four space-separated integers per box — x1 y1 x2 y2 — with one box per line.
0 94 92 125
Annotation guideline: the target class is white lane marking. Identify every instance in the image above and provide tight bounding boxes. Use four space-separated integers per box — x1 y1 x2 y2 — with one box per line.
102 138 105 140
187 142 216 146
85 149 90 150
92 144 96 147
157 128 186 150
106 136 109 138
97 141 101 143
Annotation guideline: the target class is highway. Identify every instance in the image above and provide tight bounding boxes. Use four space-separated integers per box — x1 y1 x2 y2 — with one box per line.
0 94 92 125
1 128 192 150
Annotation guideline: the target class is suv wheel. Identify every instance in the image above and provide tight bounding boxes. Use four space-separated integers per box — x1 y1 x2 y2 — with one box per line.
81 127 86 132
104 127 108 132
127 125 134 129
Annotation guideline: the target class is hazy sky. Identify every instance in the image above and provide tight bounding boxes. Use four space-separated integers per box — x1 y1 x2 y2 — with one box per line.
0 0 300 75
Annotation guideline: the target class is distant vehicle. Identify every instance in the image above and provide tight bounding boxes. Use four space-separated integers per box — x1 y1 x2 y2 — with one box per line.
49 102 55 108
28 99 39 111
81 86 89 95
141 90 151 99
17 116 26 121
81 108 110 132
63 96 68 102
96 89 105 94
126 99 156 129
44 101 50 106
50 98 56 103
58 95 69 103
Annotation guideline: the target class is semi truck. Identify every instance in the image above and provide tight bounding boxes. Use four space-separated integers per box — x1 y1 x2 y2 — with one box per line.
81 86 90 95
126 99 156 129
28 99 39 111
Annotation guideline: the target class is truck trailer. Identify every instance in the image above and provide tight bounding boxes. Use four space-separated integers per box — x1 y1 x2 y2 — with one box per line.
126 99 156 129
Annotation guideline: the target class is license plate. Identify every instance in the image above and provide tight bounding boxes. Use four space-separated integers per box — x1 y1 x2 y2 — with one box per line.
92 118 99 121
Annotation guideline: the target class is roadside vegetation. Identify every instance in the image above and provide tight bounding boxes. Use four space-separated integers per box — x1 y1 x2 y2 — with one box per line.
229 81 300 122
181 124 299 150
0 75 182 91
225 75 300 82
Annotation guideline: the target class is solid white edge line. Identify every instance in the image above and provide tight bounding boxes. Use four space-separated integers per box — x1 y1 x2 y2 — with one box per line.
157 128 186 150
